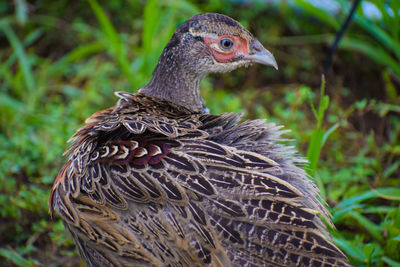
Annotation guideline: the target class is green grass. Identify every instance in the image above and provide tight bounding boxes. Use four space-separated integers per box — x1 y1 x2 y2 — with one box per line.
0 0 399 266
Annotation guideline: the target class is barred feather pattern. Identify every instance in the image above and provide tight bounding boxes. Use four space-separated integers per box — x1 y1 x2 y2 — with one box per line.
50 92 351 267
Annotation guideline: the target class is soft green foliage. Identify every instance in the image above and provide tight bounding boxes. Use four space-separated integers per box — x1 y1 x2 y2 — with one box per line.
0 0 399 266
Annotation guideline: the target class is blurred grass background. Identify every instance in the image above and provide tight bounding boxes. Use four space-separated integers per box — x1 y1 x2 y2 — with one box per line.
1 0 399 266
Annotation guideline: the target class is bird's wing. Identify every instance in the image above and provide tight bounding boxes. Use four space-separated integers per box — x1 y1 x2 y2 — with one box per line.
50 93 350 267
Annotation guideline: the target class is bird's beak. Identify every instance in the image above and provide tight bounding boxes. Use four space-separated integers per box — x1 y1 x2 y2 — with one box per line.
244 39 278 70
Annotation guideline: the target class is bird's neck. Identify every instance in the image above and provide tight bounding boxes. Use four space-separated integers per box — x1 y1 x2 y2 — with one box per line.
139 59 205 113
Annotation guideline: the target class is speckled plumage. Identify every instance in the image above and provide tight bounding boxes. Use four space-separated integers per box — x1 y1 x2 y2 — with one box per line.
50 13 351 267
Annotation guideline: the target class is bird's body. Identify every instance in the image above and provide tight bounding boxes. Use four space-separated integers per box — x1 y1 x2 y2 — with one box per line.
50 13 350 266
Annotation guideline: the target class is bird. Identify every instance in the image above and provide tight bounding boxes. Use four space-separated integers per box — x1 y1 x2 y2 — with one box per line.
49 13 351 267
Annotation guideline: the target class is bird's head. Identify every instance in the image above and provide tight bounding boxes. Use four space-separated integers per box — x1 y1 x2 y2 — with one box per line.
141 13 277 112
165 13 277 74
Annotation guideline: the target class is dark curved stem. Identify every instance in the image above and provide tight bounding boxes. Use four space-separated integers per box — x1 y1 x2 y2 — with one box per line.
323 0 362 74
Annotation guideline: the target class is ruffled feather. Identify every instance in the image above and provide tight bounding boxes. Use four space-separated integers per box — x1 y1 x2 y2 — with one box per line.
50 93 350 267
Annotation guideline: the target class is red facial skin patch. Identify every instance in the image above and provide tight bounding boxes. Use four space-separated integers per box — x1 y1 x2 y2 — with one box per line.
203 35 249 63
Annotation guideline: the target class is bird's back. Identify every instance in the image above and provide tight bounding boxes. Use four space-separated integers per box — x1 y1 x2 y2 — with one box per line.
50 92 349 267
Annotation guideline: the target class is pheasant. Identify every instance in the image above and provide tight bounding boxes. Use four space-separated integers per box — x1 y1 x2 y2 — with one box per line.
50 13 351 267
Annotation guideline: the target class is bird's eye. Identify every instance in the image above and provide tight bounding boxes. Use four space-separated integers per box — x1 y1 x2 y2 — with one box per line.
219 38 234 50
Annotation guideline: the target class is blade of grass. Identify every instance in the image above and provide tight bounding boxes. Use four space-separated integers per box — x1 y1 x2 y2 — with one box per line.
306 76 337 175
0 24 35 109
382 257 400 267
334 187 400 210
306 129 324 175
14 0 28 25
363 243 375 265
383 160 400 179
164 0 200 14
332 237 365 262
0 248 41 267
322 122 339 146
142 0 159 55
348 211 383 242
49 41 105 76
353 13 400 60
0 28 42 72
87 0 134 87
339 37 400 78
332 204 364 222
294 0 341 30
0 93 24 113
